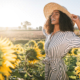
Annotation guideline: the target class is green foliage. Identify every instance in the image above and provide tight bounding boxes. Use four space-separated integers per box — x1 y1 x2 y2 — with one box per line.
74 49 78 55
25 60 45 80
9 40 80 80
63 48 80 80
63 56 77 79
9 40 45 80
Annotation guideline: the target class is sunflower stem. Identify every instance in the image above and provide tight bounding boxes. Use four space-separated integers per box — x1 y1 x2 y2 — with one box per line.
7 77 8 80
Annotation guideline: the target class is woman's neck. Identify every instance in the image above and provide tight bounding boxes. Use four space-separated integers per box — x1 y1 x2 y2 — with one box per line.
53 24 60 33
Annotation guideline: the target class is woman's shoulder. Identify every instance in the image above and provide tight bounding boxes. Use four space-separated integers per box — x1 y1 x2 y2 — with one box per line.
64 31 80 41
59 31 75 38
62 31 75 36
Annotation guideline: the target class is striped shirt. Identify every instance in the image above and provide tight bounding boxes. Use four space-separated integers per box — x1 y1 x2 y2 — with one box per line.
42 27 80 80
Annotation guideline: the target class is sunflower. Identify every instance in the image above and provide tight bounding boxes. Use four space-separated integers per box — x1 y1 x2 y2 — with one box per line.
75 65 80 78
12 44 25 66
63 47 80 79
26 47 42 64
24 43 29 48
0 74 4 80
27 40 37 47
0 37 14 48
75 55 80 77
75 66 80 71
37 40 45 49
68 48 78 56
40 49 46 57
13 44 24 54
71 48 78 56
14 59 21 66
0 37 17 80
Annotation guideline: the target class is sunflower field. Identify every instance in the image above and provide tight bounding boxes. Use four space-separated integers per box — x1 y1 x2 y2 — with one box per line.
0 37 80 80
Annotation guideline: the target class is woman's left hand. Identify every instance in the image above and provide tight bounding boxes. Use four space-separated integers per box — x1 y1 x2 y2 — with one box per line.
71 14 80 30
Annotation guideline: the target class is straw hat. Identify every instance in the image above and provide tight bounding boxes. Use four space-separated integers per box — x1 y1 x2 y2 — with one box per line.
43 2 75 25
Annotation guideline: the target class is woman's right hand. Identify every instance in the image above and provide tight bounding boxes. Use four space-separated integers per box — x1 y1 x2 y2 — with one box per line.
71 14 80 30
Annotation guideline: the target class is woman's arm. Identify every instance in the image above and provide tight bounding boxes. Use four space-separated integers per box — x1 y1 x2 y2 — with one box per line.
62 35 80 58
42 27 48 37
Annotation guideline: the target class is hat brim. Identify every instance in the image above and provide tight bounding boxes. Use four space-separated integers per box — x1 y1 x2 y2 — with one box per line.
43 2 75 25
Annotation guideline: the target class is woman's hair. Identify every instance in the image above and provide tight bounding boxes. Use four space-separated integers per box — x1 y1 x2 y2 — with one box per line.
44 10 74 34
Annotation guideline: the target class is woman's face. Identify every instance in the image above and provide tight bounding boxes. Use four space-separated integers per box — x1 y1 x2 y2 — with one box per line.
51 10 60 25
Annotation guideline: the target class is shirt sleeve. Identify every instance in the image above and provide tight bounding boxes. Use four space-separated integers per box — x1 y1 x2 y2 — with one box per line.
62 35 80 58
42 27 48 37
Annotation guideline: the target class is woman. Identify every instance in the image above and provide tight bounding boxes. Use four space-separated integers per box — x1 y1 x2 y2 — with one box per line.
42 2 80 80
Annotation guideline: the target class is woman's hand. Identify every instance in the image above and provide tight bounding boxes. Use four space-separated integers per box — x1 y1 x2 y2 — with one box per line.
71 14 80 30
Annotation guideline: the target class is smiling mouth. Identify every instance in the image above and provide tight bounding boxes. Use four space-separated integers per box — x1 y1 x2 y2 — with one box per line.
51 18 56 21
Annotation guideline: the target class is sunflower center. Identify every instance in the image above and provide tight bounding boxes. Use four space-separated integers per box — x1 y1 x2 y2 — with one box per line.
26 49 39 61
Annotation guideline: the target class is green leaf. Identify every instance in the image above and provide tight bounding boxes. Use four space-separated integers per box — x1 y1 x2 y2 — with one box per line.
66 71 75 76
24 73 27 78
69 76 76 79
11 70 21 78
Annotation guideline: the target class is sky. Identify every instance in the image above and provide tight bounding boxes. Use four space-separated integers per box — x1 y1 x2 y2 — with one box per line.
0 0 80 29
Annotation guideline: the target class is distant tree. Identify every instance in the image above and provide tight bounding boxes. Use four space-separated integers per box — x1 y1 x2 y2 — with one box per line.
21 21 31 30
28 27 32 30
36 27 38 30
23 25 26 29
21 22 23 29
39 26 42 30
18 26 21 30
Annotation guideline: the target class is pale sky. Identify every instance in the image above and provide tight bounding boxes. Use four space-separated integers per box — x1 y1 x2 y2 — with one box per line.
0 0 80 29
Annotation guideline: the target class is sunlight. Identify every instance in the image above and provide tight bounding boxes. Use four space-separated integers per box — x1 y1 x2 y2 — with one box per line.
0 4 27 27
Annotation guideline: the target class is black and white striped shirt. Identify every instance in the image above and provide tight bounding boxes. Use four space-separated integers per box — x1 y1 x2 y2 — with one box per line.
42 27 80 80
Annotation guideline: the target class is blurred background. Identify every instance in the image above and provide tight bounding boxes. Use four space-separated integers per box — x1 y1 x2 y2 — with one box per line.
0 0 80 44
